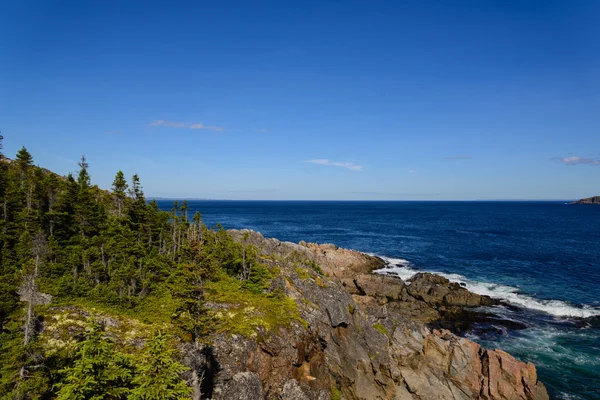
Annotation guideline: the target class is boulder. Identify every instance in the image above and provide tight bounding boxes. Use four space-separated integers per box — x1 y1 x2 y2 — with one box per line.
354 274 405 300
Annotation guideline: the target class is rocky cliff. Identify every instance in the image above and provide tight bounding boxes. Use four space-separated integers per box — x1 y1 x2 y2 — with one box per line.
198 230 548 400
570 196 600 204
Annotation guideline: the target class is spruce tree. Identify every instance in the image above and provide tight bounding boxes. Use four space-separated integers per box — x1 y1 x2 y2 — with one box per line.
15 146 33 167
15 147 34 189
129 174 146 229
128 332 191 400
55 322 134 400
112 171 129 218
75 155 92 237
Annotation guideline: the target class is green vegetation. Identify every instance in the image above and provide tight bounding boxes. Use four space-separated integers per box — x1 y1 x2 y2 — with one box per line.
205 276 304 337
54 323 190 400
294 266 311 280
0 136 302 398
373 323 391 341
331 384 342 400
306 259 325 276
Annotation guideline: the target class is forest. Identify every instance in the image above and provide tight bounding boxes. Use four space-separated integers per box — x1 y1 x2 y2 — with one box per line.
0 135 299 399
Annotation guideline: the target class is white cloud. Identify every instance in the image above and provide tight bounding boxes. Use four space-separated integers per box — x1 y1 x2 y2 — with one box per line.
148 120 185 128
305 159 363 171
189 122 224 132
408 169 416 173
164 121 186 128
552 156 600 166
148 120 225 132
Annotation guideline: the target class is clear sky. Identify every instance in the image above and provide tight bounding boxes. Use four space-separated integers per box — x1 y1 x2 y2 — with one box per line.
1 0 599 200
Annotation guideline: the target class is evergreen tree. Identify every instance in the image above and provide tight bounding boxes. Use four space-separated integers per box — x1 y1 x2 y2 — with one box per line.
128 332 191 400
15 146 33 167
112 171 129 218
55 322 134 400
0 143 282 399
128 174 146 229
75 155 93 238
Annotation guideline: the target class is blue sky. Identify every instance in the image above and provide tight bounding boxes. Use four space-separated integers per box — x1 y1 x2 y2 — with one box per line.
1 0 598 200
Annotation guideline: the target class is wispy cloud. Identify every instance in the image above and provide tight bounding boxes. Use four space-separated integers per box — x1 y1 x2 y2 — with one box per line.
189 123 224 132
408 169 416 173
164 121 186 128
551 156 600 166
226 189 276 193
256 128 268 133
348 191 441 197
148 120 224 131
445 156 473 160
148 120 186 128
305 159 363 171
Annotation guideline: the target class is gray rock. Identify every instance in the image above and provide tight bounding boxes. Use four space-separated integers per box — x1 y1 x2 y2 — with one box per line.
354 274 405 300
281 380 311 400
218 372 263 400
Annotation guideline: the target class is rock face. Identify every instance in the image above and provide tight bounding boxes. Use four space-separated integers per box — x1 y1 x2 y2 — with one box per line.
570 195 600 204
229 229 385 277
194 230 548 400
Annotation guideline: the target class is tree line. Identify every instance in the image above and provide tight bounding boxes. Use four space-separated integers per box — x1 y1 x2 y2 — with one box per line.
0 136 269 399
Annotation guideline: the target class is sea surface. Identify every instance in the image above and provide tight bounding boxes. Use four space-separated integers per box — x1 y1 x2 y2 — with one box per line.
157 200 600 400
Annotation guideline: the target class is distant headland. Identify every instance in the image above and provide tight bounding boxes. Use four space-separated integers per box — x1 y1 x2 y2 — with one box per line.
570 196 600 204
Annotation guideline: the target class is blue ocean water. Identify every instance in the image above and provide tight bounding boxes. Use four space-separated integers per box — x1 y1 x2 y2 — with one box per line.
157 200 600 400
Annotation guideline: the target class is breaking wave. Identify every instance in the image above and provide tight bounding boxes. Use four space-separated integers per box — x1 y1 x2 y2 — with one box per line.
374 256 600 319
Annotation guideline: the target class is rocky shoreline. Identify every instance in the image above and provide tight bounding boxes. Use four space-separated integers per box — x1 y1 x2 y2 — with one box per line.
569 195 600 204
207 230 549 399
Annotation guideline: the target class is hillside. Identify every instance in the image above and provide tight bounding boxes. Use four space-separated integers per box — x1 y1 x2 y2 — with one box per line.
0 141 548 399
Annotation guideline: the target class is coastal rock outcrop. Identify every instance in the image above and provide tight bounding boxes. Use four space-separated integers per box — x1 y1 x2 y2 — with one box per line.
229 230 385 277
570 195 600 204
201 230 549 400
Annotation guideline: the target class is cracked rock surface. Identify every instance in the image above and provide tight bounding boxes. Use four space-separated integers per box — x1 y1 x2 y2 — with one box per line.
195 230 549 400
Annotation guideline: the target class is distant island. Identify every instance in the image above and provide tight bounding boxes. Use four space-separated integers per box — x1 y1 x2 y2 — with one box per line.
570 196 600 204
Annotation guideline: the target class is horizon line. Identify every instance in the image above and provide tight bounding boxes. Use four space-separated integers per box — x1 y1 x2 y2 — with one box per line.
147 198 578 202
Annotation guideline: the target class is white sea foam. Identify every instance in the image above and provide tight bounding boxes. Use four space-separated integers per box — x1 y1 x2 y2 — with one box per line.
374 256 600 319
372 256 417 282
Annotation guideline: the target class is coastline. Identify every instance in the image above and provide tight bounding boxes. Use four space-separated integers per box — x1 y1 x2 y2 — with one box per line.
223 229 550 399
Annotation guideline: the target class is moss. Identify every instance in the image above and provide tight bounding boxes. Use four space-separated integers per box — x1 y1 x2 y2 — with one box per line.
355 320 363 334
373 323 391 340
294 266 310 280
331 385 342 400
348 304 355 315
268 265 282 277
205 276 306 337
39 304 161 355
315 276 328 288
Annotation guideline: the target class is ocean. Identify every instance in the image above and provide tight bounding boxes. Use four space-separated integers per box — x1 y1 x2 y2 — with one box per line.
156 200 600 400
